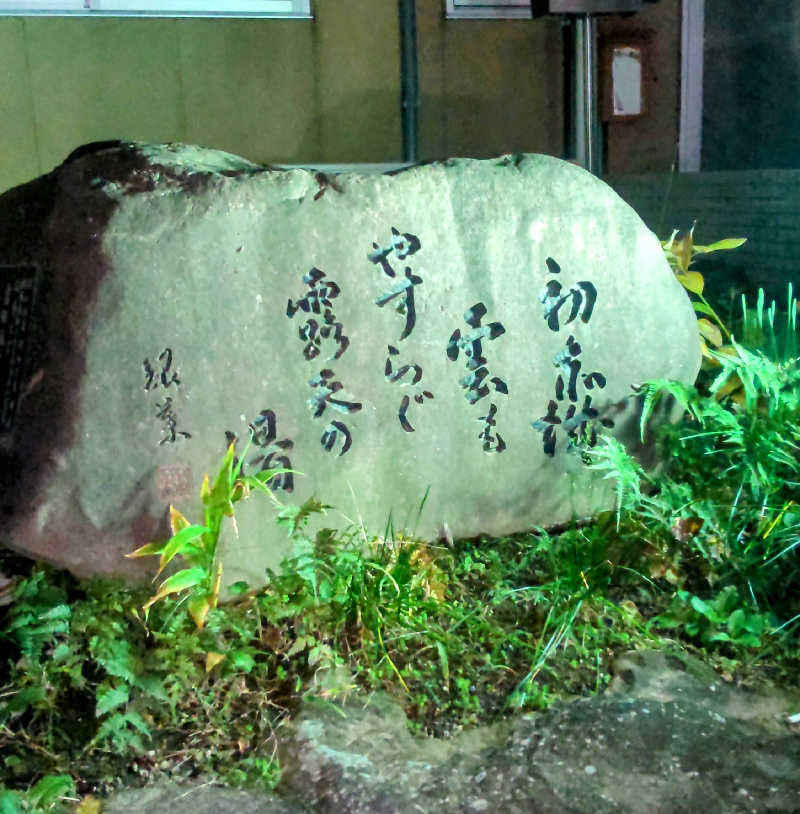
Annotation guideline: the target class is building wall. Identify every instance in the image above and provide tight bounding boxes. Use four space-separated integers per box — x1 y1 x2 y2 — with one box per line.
598 0 681 175
0 0 565 194
608 168 800 300
0 15 324 192
703 0 800 170
417 4 563 160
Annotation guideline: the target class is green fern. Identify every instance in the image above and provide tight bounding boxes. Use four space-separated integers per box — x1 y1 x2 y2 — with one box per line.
637 378 703 442
0 569 73 668
92 709 151 754
275 496 331 538
0 775 75 814
585 435 646 530
709 340 800 411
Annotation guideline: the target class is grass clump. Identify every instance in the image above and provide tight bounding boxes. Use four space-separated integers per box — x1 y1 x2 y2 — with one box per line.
589 286 800 652
0 507 661 799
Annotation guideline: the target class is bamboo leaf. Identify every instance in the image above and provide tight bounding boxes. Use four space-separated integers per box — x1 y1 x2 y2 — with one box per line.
676 270 705 295
211 560 222 610
125 540 168 559
697 318 723 347
673 224 695 274
156 524 210 576
143 567 207 608
693 301 715 317
189 594 213 630
232 435 254 480
208 443 236 506
169 505 191 535
693 237 747 253
243 468 295 498
253 467 295 485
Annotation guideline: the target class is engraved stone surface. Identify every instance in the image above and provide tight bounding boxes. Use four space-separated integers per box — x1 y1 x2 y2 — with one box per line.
0 265 38 434
0 142 700 585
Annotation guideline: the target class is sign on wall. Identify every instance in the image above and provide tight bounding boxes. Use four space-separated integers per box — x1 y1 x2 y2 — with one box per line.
0 266 38 434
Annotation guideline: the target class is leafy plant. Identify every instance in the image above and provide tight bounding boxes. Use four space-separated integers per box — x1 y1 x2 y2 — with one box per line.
1 570 172 762
126 439 290 629
0 570 72 665
654 586 774 649
0 563 290 791
738 284 798 362
589 322 800 642
712 284 800 405
0 775 75 813
4 290 800 800
661 222 746 357
258 498 452 697
584 435 649 529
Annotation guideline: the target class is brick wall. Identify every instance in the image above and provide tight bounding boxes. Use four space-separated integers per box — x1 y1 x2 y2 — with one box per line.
607 170 800 304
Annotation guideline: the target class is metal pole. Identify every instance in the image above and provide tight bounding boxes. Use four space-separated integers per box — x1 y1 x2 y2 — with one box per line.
573 13 600 175
399 0 419 163
679 0 704 171
562 18 575 160
573 16 587 167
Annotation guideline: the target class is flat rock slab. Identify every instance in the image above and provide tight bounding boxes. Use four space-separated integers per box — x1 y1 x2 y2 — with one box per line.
101 783 305 814
99 649 800 814
0 143 699 585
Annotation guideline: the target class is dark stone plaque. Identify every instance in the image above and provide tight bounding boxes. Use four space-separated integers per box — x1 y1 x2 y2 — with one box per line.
0 265 38 433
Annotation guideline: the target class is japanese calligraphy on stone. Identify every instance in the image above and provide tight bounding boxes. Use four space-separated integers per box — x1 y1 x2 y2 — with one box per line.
225 408 294 493
368 227 433 432
287 268 361 455
142 347 191 445
532 257 613 457
447 302 508 453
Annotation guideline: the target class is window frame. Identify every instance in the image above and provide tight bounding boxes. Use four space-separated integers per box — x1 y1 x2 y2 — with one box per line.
0 0 311 18
445 0 532 20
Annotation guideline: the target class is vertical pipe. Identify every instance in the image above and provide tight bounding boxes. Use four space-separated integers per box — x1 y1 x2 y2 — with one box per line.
573 13 601 175
679 0 704 171
583 13 597 174
572 16 587 168
563 18 576 160
399 0 419 163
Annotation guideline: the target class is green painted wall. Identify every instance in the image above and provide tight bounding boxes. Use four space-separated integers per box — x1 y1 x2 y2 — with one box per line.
0 0 564 195
417 4 563 160
1 19 40 188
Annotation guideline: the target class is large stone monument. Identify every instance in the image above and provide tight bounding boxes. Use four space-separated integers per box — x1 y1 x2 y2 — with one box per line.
0 142 700 588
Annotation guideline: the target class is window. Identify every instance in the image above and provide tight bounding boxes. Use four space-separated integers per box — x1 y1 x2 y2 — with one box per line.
0 0 311 17
445 0 532 19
